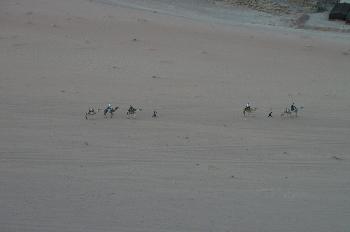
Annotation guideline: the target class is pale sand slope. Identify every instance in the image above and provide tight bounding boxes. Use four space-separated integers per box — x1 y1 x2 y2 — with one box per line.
1 0 350 231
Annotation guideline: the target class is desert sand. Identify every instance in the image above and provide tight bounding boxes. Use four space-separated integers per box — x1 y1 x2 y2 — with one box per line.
1 0 350 231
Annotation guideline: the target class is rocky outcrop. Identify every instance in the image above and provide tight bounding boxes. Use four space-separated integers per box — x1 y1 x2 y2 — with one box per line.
222 0 339 15
223 0 291 15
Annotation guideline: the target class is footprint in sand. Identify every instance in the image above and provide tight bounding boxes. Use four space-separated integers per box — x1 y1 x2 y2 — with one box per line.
152 75 161 79
137 18 148 23
12 43 28 48
342 49 350 56
303 45 313 51
331 155 344 160
159 60 173 64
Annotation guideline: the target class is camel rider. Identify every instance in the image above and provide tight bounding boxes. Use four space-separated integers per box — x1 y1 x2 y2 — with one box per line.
246 102 251 111
128 105 136 113
105 103 113 112
291 102 296 112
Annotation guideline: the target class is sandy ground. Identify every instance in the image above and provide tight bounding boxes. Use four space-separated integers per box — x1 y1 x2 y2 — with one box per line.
1 0 350 231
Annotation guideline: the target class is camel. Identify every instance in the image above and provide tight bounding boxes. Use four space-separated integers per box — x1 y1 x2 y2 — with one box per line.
104 107 119 119
85 107 100 120
243 106 257 116
280 107 298 118
126 106 142 119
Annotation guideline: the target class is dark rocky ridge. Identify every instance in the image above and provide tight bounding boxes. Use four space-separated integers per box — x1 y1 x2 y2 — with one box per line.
219 0 339 15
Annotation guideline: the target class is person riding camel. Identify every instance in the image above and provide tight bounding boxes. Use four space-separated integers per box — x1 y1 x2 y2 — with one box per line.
128 105 136 114
105 103 113 112
246 102 251 111
291 102 296 112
